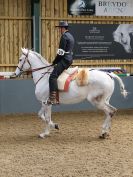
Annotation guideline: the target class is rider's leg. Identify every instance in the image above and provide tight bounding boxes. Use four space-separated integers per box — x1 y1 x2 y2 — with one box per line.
47 59 71 105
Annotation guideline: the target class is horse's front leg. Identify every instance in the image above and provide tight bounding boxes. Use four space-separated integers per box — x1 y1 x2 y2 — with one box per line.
38 102 46 120
39 104 59 138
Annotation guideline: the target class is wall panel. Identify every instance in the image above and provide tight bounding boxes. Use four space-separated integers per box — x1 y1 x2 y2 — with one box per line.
0 0 32 72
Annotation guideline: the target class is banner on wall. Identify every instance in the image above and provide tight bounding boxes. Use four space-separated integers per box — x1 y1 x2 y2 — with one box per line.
67 0 95 15
67 0 133 16
69 24 133 60
96 0 133 16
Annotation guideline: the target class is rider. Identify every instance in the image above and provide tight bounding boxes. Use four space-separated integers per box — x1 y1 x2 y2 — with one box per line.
47 21 75 105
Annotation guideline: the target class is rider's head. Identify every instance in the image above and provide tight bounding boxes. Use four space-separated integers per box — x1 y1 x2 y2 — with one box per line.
55 21 69 34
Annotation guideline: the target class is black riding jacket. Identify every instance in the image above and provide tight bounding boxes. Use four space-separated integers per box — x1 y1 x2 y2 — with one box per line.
53 31 75 64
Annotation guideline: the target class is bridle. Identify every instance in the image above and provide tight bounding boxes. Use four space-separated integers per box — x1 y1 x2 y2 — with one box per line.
17 50 53 75
17 50 30 74
17 50 54 84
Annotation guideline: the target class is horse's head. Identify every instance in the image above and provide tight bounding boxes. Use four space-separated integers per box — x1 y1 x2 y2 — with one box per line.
120 33 132 53
15 48 31 76
14 48 50 77
113 32 132 53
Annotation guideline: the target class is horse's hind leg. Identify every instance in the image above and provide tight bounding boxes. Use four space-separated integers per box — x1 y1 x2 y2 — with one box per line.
88 95 117 138
100 104 117 138
99 103 117 138
105 103 117 117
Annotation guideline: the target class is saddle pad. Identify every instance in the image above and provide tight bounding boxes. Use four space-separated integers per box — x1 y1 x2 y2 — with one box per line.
57 67 78 91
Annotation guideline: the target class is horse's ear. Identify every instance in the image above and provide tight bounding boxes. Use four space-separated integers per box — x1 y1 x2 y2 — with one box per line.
21 47 23 52
21 48 27 55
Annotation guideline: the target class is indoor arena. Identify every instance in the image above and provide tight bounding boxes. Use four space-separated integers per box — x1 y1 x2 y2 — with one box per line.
0 0 133 177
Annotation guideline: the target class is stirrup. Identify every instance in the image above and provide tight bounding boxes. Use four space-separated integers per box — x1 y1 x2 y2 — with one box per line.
45 91 59 105
45 98 59 105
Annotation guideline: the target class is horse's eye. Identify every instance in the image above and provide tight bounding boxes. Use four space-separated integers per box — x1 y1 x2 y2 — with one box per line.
19 59 22 62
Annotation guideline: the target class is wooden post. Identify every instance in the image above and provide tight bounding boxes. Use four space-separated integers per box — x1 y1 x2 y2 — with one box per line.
31 0 40 52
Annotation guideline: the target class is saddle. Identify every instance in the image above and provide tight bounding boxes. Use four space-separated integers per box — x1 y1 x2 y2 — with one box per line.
57 67 89 91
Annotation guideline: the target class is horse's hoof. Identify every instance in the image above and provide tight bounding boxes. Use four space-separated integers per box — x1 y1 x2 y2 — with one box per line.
99 132 109 139
99 134 106 139
38 134 45 139
55 124 59 130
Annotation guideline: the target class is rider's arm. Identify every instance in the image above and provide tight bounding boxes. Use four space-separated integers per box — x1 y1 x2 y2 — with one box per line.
52 35 67 65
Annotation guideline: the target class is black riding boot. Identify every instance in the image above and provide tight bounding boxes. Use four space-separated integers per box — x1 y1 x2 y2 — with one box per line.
46 91 59 105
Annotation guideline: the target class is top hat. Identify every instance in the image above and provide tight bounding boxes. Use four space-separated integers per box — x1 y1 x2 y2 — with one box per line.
55 21 69 27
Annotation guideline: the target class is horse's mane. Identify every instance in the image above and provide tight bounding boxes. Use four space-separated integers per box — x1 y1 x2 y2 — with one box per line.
31 50 49 65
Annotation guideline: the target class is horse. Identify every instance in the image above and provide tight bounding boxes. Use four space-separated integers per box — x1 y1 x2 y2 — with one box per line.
13 48 127 139
113 24 133 53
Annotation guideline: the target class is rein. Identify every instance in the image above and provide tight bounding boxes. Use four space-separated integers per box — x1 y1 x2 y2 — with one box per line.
28 64 53 73
35 68 52 85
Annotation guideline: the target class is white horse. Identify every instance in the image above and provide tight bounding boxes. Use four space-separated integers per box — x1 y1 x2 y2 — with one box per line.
14 48 127 139
113 24 133 53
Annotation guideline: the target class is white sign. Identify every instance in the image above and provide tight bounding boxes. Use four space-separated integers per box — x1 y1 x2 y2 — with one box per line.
96 0 133 16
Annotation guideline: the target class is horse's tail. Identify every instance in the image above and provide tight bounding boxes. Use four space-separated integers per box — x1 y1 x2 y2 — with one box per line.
109 72 128 98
